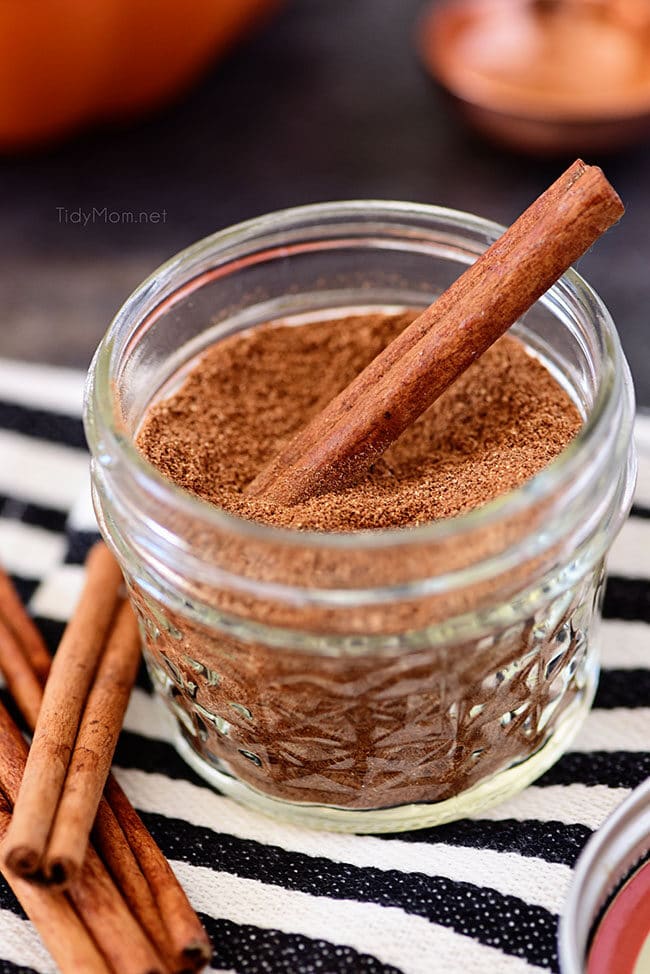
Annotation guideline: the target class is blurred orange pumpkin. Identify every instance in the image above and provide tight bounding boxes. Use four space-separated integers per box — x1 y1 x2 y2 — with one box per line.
0 0 281 149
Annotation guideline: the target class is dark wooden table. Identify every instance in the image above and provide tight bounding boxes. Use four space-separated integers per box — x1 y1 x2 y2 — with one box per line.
1 0 648 404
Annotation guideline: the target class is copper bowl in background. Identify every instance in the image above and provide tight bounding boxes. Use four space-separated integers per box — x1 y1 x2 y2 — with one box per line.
419 0 650 155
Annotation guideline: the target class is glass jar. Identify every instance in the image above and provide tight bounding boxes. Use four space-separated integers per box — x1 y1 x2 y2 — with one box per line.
559 778 650 973
84 201 636 832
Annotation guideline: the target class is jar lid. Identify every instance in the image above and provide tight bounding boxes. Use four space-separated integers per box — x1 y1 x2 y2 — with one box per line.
559 777 650 973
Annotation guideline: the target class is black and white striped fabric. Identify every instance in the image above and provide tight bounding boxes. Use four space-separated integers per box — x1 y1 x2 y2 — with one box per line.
0 357 649 974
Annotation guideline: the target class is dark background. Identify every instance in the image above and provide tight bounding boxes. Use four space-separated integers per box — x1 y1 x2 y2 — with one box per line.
0 0 648 403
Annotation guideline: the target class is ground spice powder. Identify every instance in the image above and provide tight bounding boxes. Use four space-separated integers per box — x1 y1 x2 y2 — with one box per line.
133 311 591 815
137 310 582 530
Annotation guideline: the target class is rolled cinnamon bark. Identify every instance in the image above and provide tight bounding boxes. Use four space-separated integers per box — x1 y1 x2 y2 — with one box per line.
4 542 123 878
44 599 142 886
0 565 209 971
248 158 589 497
0 705 165 974
0 700 33 806
0 566 51 684
105 776 212 973
247 160 624 506
67 844 166 974
0 802 111 974
0 612 44 730
0 622 175 966
93 800 177 972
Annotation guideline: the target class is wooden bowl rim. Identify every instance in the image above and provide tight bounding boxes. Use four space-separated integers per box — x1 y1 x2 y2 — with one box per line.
418 0 650 124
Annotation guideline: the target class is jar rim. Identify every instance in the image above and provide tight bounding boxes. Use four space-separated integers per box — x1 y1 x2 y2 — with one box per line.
85 198 631 553
558 777 650 973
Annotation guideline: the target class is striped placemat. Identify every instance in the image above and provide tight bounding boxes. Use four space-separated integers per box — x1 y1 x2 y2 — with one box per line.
0 356 649 974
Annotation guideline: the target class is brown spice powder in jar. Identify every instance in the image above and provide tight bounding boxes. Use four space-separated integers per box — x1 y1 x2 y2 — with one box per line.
137 310 581 530
133 310 589 811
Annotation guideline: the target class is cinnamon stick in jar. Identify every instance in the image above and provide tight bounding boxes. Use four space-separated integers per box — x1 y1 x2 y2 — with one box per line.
247 160 624 506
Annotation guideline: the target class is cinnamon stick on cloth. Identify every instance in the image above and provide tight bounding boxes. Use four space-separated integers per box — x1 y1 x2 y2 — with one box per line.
105 775 213 973
92 800 179 973
0 612 43 731
247 160 624 506
0 566 51 685
0 562 211 971
0 632 178 973
0 585 164 949
0 796 111 974
69 843 166 974
0 702 166 974
4 541 123 879
44 598 141 886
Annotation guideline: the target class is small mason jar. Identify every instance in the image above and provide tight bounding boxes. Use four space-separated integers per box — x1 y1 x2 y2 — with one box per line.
84 201 636 832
